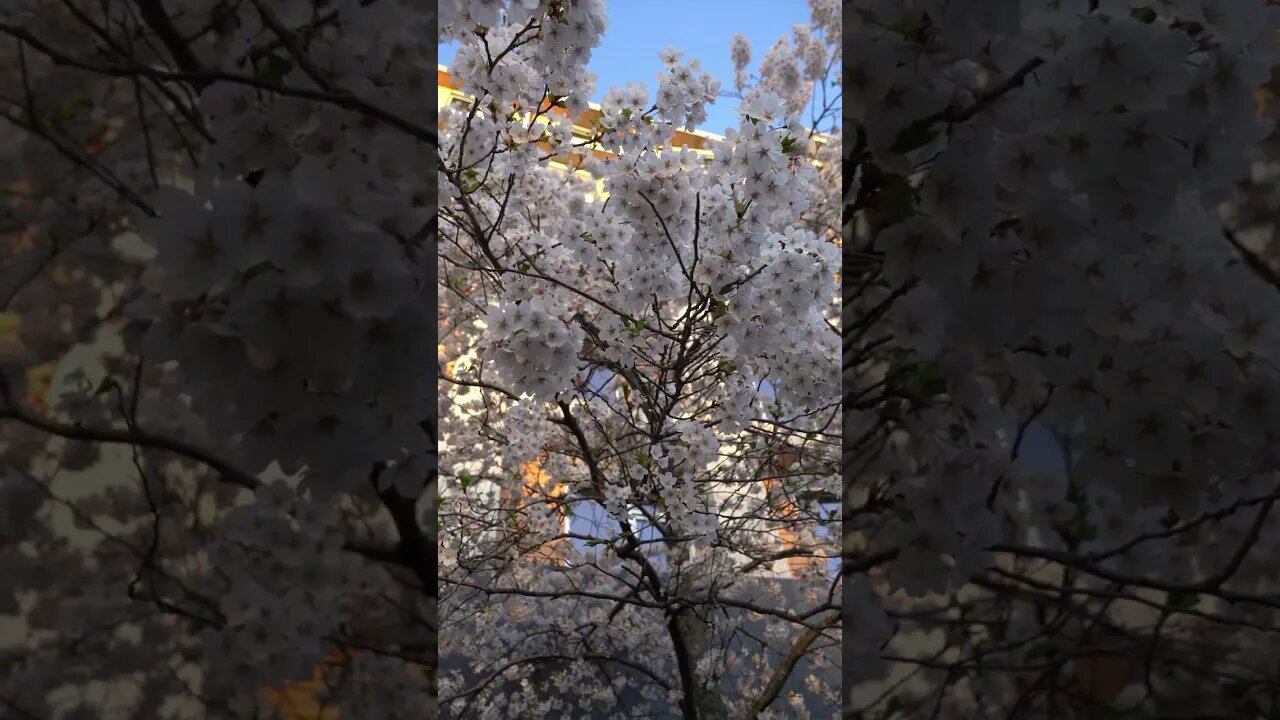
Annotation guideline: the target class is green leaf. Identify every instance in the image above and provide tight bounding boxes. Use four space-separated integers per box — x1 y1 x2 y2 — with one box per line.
459 473 474 489
1066 482 1087 504
1131 6 1157 23
517 261 531 272
901 361 946 398
238 260 278 285
255 52 293 84
93 376 120 398
1026 643 1054 660
886 20 913 36
872 174 915 227
48 96 94 126
712 300 729 319
889 117 939 154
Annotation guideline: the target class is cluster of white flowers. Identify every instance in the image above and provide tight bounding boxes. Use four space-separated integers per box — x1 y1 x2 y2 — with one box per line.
201 480 383 711
730 34 752 93
0 1 440 715
335 653 435 718
128 9 436 499
446 0 606 117
653 51 722 132
842 0 1280 715
853 0 1279 578
24 0 1280 715
483 298 585 399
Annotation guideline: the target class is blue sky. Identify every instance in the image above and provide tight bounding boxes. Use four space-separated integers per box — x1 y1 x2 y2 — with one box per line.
440 0 818 136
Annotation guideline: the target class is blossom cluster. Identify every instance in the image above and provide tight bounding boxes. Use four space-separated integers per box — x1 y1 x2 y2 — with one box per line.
845 0 1280 714
128 10 437 500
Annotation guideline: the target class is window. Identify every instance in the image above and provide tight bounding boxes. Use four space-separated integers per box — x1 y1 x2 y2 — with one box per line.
626 505 664 560
577 368 626 403
816 501 841 581
565 498 615 555
585 368 615 394
564 497 665 567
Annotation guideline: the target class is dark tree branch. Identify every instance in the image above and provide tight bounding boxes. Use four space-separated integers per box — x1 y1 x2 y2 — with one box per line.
132 0 211 90
0 381 259 489
370 458 437 599
749 610 840 717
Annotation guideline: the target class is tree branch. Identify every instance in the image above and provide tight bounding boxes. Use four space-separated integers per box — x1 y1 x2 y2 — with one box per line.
132 0 210 90
0 385 259 489
749 610 840 717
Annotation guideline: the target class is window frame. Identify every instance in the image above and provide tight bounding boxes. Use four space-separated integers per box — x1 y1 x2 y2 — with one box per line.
815 499 841 581
562 495 666 567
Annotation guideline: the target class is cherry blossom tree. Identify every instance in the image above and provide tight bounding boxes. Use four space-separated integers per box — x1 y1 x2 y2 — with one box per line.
6 0 1280 719
844 1 1280 718
0 0 843 717
437 2 843 718
1 0 436 718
